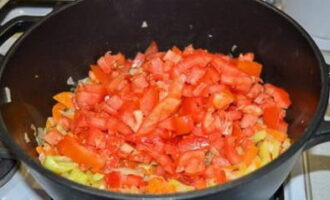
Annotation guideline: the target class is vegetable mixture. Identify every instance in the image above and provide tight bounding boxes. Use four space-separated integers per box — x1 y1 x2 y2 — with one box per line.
36 42 291 194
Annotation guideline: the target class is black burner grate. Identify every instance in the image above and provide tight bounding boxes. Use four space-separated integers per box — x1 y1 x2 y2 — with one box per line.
269 185 285 200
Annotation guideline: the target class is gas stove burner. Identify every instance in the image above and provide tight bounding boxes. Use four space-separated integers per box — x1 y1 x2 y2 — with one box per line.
0 141 18 188
270 185 285 200
0 159 18 187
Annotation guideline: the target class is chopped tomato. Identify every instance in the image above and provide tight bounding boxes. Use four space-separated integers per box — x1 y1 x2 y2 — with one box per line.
140 87 159 116
263 104 285 130
177 150 206 174
237 60 263 77
90 65 111 83
87 115 108 130
137 97 181 135
180 97 205 122
145 41 159 57
158 117 176 131
177 52 214 72
107 95 123 110
178 136 210 152
264 84 291 109
212 89 235 110
40 43 291 194
212 155 231 167
205 165 226 184
174 115 194 135
86 128 106 148
105 171 121 188
223 136 242 165
107 116 133 135
43 129 63 145
122 174 145 187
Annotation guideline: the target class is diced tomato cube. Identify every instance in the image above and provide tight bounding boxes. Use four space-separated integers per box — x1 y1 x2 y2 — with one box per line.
178 136 210 152
140 87 159 116
177 150 206 174
107 95 123 110
264 84 291 109
186 67 206 85
105 171 121 188
43 129 63 145
174 115 194 135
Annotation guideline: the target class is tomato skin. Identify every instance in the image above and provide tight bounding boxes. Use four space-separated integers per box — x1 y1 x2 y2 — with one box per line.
90 65 111 83
174 115 194 135
137 97 181 135
263 104 284 130
86 128 106 148
158 117 176 131
128 151 152 164
87 115 108 130
75 84 106 110
212 89 235 110
205 165 227 184
264 84 291 109
212 155 231 167
208 132 225 151
177 52 214 72
122 174 145 187
186 67 206 85
223 136 242 165
105 171 121 188
177 150 206 175
140 87 159 116
107 95 123 110
145 41 159 57
107 116 133 135
180 97 205 123
178 136 210 152
237 60 263 77
43 129 63 145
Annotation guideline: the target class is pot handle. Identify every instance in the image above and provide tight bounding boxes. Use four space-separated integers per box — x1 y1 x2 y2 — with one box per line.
304 63 330 150
304 120 330 150
0 16 42 160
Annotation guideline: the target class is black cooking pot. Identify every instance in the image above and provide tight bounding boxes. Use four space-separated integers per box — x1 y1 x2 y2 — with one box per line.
0 0 330 199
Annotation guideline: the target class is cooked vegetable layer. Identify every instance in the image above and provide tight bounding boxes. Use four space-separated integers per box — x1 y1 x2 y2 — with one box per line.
37 42 291 194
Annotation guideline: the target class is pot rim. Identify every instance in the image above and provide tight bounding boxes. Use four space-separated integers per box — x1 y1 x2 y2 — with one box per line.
0 0 328 199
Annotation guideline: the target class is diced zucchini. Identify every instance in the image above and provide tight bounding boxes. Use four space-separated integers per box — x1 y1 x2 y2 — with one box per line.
270 140 281 159
251 130 267 143
92 173 104 182
42 156 77 174
168 179 194 192
258 141 271 166
67 168 88 185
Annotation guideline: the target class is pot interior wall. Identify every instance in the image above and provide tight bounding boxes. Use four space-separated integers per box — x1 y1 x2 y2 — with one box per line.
0 0 322 161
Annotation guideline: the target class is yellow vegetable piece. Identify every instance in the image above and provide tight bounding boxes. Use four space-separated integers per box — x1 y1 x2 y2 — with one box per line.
53 92 74 108
168 179 194 192
42 155 78 174
258 141 272 166
68 168 88 185
251 130 267 143
52 103 66 123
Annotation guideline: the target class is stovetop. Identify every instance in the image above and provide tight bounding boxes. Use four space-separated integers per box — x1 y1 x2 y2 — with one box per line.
0 1 330 200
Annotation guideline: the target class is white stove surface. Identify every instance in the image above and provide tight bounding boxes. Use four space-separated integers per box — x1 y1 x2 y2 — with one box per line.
0 3 330 200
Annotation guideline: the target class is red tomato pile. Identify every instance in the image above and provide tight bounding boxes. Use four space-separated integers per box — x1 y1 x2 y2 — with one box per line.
40 42 291 193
